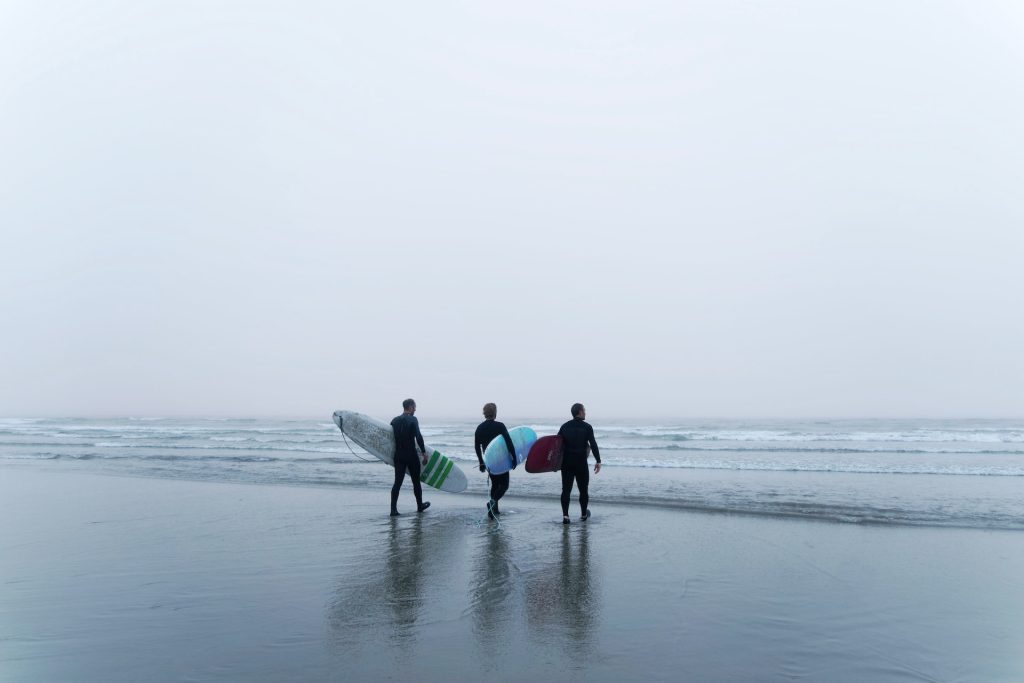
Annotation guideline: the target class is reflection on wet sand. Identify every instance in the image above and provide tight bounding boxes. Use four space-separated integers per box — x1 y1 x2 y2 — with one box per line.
327 515 463 657
468 526 517 657
524 525 599 655
382 516 425 644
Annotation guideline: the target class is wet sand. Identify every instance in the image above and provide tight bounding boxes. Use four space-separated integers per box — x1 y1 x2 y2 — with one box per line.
2 469 1022 682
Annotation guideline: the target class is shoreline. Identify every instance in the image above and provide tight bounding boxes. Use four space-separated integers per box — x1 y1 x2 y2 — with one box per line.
4 459 1021 531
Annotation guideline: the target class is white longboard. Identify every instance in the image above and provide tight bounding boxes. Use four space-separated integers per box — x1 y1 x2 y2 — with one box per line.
332 410 468 493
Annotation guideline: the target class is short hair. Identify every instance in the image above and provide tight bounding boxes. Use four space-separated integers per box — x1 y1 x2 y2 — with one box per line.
483 403 497 419
402 398 416 410
571 403 585 417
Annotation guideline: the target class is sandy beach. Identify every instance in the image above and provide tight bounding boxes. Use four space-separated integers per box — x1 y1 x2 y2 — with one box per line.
2 468 1022 682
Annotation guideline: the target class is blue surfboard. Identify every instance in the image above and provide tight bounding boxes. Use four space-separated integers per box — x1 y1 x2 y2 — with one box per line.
483 426 537 475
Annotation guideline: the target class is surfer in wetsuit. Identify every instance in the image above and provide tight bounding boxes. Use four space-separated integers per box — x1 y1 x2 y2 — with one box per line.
474 402 517 520
389 398 430 516
557 403 601 524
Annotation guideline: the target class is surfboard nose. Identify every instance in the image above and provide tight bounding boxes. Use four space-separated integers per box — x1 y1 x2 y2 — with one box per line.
332 411 344 430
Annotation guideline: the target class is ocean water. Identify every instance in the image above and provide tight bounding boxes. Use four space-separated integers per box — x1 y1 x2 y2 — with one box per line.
2 417 1022 530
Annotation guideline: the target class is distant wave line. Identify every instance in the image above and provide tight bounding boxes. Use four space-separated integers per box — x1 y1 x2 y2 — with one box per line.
416 440 1024 456
3 450 1022 476
9 438 1023 457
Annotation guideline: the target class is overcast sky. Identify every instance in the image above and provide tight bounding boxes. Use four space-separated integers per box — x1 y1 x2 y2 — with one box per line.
1 1 1022 420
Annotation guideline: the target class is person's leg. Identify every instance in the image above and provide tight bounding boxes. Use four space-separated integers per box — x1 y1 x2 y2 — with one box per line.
493 472 509 514
493 473 509 501
487 473 501 518
408 457 424 507
577 461 590 516
391 460 408 514
560 466 576 518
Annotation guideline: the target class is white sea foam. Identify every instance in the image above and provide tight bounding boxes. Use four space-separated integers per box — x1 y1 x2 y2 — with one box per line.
590 428 1024 443
3 417 1022 529
599 457 1024 476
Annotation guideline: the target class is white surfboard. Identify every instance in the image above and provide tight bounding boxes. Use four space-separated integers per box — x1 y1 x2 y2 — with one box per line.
332 410 468 493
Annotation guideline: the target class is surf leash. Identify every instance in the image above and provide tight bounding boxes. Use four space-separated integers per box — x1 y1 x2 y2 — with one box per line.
338 431 379 464
475 507 501 531
475 469 502 530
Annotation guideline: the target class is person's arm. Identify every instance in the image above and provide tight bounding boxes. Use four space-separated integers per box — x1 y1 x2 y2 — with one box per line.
390 417 401 458
500 424 516 470
413 417 426 459
587 423 601 473
474 426 486 472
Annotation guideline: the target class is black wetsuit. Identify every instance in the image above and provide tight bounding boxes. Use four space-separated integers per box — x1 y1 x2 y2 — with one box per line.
390 413 426 511
557 417 601 516
475 419 516 508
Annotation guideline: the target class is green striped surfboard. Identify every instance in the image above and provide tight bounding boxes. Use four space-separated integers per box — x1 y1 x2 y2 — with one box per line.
332 410 468 493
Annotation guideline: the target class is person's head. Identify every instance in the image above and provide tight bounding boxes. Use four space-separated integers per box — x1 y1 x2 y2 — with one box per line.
482 403 497 420
402 398 416 414
571 403 585 419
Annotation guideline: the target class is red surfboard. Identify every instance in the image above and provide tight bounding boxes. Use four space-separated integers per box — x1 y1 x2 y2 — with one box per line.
525 435 563 473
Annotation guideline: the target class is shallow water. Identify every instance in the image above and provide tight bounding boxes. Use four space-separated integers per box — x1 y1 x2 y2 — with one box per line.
2 471 1022 682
